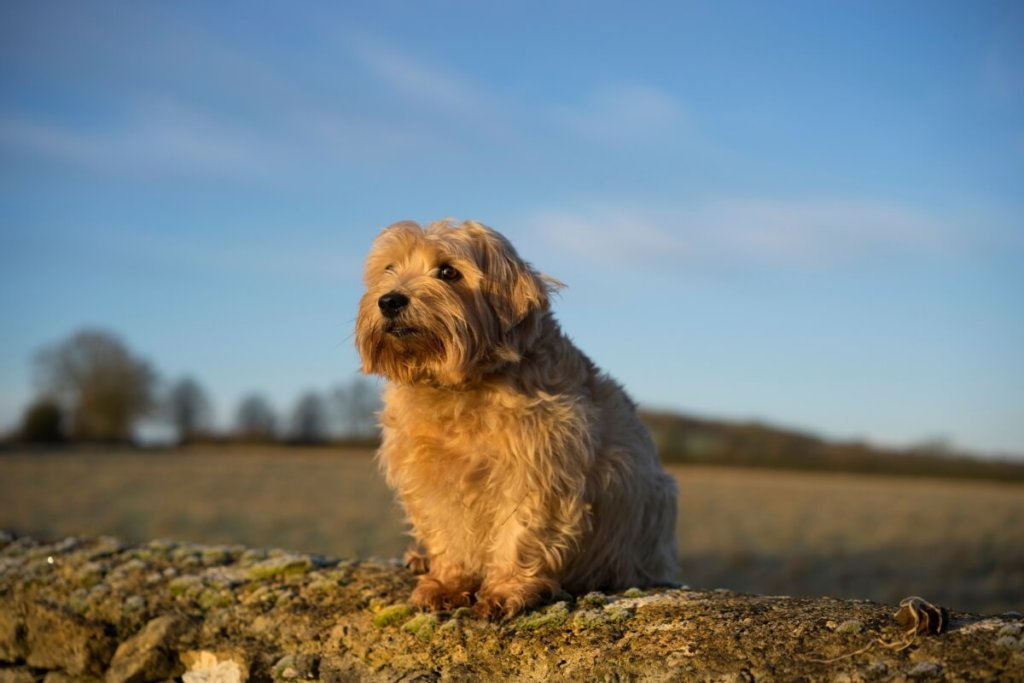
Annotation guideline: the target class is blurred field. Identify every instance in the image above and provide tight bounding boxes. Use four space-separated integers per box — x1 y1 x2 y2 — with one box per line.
1 447 1021 614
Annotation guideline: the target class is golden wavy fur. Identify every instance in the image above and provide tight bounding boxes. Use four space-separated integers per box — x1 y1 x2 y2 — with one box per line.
355 219 679 618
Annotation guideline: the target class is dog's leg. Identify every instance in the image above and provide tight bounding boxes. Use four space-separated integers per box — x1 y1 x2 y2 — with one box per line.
472 436 591 619
473 510 571 619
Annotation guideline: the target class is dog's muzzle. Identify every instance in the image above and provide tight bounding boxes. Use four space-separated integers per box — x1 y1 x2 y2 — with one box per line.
378 291 409 319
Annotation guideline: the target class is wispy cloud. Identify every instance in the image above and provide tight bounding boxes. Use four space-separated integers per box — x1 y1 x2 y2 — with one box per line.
105 226 365 285
554 83 690 145
342 33 692 154
0 99 284 182
344 33 488 116
2 19 701 183
526 198 955 271
340 31 516 143
0 21 467 183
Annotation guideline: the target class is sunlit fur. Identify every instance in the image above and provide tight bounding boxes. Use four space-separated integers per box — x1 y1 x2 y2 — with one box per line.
355 219 679 618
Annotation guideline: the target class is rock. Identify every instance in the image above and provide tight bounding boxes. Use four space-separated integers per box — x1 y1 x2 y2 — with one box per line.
1 533 1021 682
180 651 248 683
24 602 115 677
905 661 943 679
0 668 38 683
270 654 318 681
0 605 27 662
105 614 192 683
44 674 100 683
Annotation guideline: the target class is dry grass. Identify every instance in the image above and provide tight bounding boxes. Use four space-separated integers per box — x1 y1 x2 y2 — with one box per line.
675 466 1023 614
1 447 1020 614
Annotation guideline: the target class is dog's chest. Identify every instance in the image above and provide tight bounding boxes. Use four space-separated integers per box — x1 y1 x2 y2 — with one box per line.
393 385 537 446
382 385 549 499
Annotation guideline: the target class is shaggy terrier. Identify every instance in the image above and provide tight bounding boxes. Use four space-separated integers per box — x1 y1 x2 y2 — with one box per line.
355 219 678 618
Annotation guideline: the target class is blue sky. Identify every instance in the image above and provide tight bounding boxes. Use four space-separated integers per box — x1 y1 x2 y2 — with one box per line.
1 1 1022 455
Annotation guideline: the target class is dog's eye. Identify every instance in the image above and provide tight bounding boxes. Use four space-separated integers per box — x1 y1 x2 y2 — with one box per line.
437 264 461 282
384 264 395 273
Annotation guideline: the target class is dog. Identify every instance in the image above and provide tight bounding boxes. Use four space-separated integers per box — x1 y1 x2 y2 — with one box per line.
355 219 678 618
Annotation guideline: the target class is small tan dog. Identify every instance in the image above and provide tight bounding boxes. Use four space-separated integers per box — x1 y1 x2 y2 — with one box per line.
355 219 678 618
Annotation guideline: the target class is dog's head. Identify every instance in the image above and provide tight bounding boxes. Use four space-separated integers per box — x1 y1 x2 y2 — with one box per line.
355 220 558 385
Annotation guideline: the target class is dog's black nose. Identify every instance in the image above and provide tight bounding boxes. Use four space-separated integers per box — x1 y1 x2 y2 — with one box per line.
378 291 409 318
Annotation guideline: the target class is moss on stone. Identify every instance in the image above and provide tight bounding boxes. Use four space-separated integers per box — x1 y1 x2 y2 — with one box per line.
306 578 339 594
603 606 633 623
200 547 233 567
835 619 865 635
575 604 633 629
239 548 269 566
571 609 606 631
621 587 645 599
170 546 201 563
75 561 106 588
577 591 608 609
515 601 570 632
145 538 178 554
403 612 439 642
248 555 313 581
321 567 353 585
109 557 149 580
372 603 413 628
169 575 202 597
197 589 233 611
438 618 462 636
122 594 145 613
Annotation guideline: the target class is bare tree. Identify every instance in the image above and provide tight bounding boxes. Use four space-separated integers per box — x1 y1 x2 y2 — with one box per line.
291 391 328 444
235 393 277 441
34 329 157 441
166 376 214 442
332 376 382 440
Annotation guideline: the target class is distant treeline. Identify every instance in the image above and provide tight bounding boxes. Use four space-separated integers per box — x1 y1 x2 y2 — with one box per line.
640 410 1024 482
8 327 1022 482
11 328 380 447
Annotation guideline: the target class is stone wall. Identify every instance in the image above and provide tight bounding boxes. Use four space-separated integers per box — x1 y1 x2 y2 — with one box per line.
0 533 1021 682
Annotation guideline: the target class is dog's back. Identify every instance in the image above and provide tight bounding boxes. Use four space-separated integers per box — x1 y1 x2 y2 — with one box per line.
562 369 679 593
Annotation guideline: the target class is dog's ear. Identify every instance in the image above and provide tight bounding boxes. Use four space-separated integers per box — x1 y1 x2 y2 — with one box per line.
463 221 559 331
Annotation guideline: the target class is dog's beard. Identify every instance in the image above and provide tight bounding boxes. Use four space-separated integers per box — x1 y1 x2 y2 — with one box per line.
360 324 448 385
355 292 499 386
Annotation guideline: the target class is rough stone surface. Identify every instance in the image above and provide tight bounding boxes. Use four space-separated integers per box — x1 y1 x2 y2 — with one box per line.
105 614 192 683
1 533 1021 682
23 602 115 676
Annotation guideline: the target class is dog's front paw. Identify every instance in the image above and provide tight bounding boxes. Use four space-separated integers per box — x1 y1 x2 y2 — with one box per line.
473 591 527 620
473 577 554 620
403 546 430 575
411 576 475 612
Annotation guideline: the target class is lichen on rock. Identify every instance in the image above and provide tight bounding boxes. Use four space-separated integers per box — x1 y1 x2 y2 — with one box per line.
1 532 1022 682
